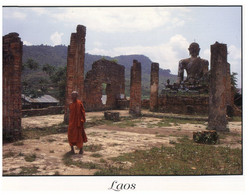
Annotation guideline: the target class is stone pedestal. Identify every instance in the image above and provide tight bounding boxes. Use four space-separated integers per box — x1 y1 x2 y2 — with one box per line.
150 63 159 111
208 42 228 131
3 33 23 140
129 60 141 116
64 25 86 123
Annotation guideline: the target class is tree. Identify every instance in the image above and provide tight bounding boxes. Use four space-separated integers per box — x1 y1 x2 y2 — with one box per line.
24 58 40 70
42 63 56 76
50 66 67 104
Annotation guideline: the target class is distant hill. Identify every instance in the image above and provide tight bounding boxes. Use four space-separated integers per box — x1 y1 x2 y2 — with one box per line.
23 45 177 97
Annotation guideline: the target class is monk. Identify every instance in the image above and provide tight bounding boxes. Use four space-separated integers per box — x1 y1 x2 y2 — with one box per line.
68 91 87 154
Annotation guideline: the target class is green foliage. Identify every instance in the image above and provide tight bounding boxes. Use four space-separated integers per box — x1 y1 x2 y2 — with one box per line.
22 58 50 98
231 72 238 88
49 66 67 103
42 63 56 76
24 58 40 70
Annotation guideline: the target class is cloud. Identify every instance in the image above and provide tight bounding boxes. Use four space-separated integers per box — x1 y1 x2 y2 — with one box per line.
4 11 27 20
40 7 190 33
88 34 190 74
50 32 64 46
23 40 32 46
228 45 241 60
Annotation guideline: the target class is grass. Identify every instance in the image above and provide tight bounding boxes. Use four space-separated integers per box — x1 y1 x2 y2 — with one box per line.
3 151 16 158
22 122 67 140
13 141 24 146
62 152 100 169
94 137 242 175
91 153 103 158
24 153 37 162
84 144 103 152
230 116 242 122
19 166 39 175
47 138 56 142
4 166 40 176
155 134 167 138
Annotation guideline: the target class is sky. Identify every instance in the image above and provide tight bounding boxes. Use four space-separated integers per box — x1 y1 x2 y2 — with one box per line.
2 6 242 87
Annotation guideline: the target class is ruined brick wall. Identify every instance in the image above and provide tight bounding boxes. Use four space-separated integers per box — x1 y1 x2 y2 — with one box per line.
158 95 209 115
84 59 125 111
3 33 23 139
64 25 86 123
208 42 228 131
150 63 159 111
129 60 141 115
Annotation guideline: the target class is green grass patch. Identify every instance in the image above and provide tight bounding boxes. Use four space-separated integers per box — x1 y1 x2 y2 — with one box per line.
84 144 103 152
95 137 242 175
22 122 67 139
155 134 167 138
19 166 39 175
62 152 100 169
91 153 103 158
24 153 36 162
231 116 242 122
13 141 24 146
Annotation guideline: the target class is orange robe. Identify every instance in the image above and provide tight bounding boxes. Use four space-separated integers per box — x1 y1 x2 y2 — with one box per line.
68 99 87 149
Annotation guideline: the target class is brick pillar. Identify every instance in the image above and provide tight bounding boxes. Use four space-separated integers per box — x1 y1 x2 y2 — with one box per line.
3 33 23 140
208 42 228 131
64 25 86 123
129 60 141 116
150 62 159 111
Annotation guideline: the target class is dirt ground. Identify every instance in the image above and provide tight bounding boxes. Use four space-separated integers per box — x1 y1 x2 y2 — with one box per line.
3 110 242 176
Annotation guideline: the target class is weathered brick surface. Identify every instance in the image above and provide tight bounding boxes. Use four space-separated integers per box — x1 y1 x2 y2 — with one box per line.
3 33 23 140
129 60 142 116
84 59 125 111
64 25 86 122
158 95 209 115
150 63 159 111
208 42 228 131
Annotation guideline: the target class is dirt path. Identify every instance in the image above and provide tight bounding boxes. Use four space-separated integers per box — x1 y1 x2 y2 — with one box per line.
3 111 242 175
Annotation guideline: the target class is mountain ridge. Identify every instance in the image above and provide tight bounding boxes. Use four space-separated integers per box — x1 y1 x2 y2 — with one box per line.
23 45 177 97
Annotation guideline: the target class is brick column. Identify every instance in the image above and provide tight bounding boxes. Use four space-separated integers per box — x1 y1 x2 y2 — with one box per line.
150 62 159 111
3 33 23 140
129 60 141 116
208 42 228 131
64 25 86 123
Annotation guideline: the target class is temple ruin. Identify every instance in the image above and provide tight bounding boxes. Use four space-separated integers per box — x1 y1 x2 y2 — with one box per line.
3 33 23 140
129 60 142 116
64 25 86 123
84 59 125 111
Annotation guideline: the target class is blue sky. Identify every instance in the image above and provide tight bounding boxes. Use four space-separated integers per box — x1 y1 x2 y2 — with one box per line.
2 6 242 87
